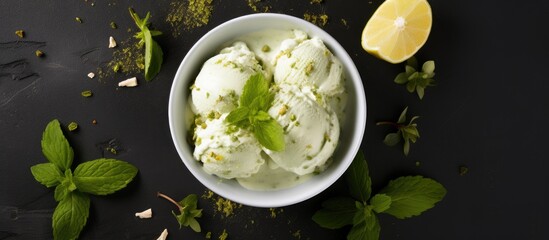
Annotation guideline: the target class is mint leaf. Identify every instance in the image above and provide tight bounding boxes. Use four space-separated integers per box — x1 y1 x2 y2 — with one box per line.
422 60 435 74
379 176 447 219
370 194 392 213
226 107 250 124
254 110 271 122
54 169 77 202
53 191 90 240
41 119 73 171
226 74 285 151
397 107 408 124
312 197 357 229
254 118 285 151
158 192 202 232
347 211 380 240
31 163 63 187
73 158 138 195
144 29 163 81
345 151 371 201
129 8 163 81
382 132 400 146
239 73 269 107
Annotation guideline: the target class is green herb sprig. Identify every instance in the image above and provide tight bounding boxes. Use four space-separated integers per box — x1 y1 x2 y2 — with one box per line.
225 74 285 151
312 152 446 240
376 107 420 156
129 8 163 81
394 57 435 99
157 192 203 232
30 119 138 240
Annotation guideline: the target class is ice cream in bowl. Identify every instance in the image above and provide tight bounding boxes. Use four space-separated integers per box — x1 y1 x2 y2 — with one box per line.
168 13 366 207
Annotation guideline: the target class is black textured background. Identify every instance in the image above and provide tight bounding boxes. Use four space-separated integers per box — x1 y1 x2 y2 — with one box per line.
1 0 548 239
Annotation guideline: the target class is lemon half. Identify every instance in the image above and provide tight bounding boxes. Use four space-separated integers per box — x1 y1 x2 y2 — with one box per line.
361 0 432 64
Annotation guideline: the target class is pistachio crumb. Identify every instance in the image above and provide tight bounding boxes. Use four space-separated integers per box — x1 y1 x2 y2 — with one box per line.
67 122 78 132
261 45 271 52
75 17 83 23
81 90 93 97
305 61 315 76
15 30 24 38
35 50 44 57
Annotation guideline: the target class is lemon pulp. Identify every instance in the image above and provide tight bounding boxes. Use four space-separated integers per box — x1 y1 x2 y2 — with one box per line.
361 0 433 63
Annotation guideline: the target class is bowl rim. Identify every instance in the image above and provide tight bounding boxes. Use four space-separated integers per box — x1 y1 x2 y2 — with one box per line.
168 13 367 208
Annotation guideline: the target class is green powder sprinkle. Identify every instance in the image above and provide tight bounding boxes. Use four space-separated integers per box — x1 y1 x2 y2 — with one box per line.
166 0 214 37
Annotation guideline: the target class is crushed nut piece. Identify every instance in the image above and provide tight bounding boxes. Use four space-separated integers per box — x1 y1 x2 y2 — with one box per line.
156 229 168 240
118 77 138 87
15 30 24 38
135 208 153 219
87 72 95 79
35 50 44 57
108 36 117 48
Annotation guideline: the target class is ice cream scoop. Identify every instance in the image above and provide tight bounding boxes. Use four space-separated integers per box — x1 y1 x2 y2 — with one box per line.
265 84 340 175
274 37 345 97
193 114 265 179
191 42 266 114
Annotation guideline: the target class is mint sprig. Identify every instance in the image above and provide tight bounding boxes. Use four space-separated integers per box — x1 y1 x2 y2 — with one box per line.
129 8 163 81
157 192 203 232
30 119 138 240
376 106 420 156
394 57 435 99
226 74 285 151
312 152 446 240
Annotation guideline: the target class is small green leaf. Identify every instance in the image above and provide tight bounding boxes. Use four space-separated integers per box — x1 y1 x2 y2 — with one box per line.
226 107 250 124
403 139 410 156
402 126 420 139
55 169 76 202
73 158 138 195
380 176 447 219
240 73 269 107
41 119 74 172
347 212 380 240
312 197 357 229
129 8 163 81
145 37 163 81
54 181 69 202
171 194 202 232
31 163 64 188
345 151 371 201
394 72 408 84
383 132 400 146
422 60 435 74
406 80 416 92
254 118 285 151
405 65 416 75
417 86 425 99
406 56 418 69
53 191 90 240
370 194 392 213
409 116 420 124
254 110 271 122
407 71 419 81
397 107 408 124
188 217 201 232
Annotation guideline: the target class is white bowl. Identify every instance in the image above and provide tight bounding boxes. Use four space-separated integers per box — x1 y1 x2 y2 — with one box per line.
168 13 367 208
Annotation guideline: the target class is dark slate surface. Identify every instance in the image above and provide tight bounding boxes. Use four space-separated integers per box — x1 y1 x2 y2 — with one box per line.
1 0 548 239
